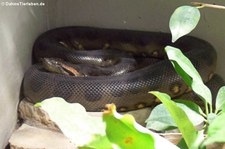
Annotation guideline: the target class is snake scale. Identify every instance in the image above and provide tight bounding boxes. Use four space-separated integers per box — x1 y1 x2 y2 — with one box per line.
23 26 218 112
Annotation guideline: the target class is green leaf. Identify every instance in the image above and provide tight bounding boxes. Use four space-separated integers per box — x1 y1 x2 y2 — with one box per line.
165 46 212 105
215 86 225 112
203 113 225 146
146 100 205 131
79 135 114 149
175 99 205 116
149 91 200 148
103 104 179 149
145 104 177 131
169 5 200 42
35 97 107 147
103 104 154 149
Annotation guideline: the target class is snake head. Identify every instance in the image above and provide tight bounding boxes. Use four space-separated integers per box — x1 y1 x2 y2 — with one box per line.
41 58 70 75
41 58 83 77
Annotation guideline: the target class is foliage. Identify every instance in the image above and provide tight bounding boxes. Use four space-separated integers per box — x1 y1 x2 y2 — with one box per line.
102 104 155 149
203 113 225 146
146 99 204 131
147 4 225 149
148 91 201 148
165 46 212 107
36 98 178 149
170 6 200 43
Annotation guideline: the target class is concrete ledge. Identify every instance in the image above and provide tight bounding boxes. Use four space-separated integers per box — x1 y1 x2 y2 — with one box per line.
9 124 77 149
19 100 60 131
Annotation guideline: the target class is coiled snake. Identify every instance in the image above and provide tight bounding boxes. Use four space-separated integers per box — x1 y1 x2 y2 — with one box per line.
23 27 218 112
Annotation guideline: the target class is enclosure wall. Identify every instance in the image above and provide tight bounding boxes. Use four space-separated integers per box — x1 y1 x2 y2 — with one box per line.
1 0 225 147
0 0 47 147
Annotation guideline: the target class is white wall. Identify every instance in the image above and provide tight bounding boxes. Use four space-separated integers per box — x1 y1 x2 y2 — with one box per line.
0 0 225 147
0 0 48 147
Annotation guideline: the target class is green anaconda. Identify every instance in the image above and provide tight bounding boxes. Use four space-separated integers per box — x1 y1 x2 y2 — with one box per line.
23 26 219 112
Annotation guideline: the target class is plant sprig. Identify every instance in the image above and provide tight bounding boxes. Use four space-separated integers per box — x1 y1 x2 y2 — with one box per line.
191 2 225 10
147 4 225 148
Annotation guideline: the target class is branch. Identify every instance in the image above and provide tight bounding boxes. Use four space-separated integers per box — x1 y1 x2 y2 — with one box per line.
191 2 225 10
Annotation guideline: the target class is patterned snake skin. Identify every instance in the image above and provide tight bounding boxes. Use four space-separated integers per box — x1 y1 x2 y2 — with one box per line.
23 27 217 112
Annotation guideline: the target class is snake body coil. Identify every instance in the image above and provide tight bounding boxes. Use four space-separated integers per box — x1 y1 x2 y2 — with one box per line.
23 27 217 111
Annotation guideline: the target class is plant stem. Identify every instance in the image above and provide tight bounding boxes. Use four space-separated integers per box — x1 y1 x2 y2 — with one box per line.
201 112 207 118
191 2 225 10
205 102 209 115
209 103 213 114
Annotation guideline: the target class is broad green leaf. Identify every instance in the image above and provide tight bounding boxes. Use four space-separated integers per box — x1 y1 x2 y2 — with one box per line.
103 104 179 149
215 86 225 112
145 104 177 131
203 113 225 146
102 104 154 149
165 46 212 105
149 91 200 148
35 97 107 147
80 135 115 149
175 99 205 116
170 6 200 42
146 100 205 131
